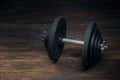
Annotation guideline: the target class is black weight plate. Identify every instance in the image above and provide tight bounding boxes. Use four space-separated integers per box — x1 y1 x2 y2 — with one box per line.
89 26 98 65
96 36 101 61
90 28 101 64
93 31 101 62
82 22 97 69
96 33 103 61
44 28 51 56
47 17 66 63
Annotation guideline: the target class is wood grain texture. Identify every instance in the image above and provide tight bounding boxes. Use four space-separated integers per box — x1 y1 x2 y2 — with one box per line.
0 1 120 80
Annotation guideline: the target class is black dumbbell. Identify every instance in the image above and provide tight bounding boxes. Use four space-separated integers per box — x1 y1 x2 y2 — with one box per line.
41 17 108 69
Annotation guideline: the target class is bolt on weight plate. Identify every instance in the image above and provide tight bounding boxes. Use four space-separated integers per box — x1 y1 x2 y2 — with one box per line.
96 33 103 61
44 17 66 63
89 26 98 65
82 22 104 70
93 30 101 62
82 22 100 70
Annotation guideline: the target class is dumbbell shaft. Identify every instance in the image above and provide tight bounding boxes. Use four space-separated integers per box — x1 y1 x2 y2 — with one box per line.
61 38 84 45
61 38 108 51
41 31 108 51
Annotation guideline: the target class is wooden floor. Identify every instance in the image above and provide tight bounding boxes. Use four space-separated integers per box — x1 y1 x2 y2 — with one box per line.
0 1 120 80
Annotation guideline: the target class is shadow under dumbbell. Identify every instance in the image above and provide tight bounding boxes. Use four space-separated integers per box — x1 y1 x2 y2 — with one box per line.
63 46 104 71
54 47 83 72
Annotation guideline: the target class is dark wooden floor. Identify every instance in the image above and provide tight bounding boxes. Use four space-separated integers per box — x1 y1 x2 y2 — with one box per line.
0 1 120 80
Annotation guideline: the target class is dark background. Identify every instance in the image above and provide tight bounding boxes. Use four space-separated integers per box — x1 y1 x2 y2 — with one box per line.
0 0 120 24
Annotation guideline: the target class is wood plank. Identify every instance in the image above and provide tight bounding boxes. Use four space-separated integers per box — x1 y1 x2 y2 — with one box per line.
0 1 120 80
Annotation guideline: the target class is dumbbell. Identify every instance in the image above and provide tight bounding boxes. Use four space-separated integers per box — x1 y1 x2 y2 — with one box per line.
41 17 108 69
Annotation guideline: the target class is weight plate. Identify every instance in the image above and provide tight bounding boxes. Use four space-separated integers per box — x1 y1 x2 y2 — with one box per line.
44 29 51 55
82 22 97 69
89 26 98 65
96 32 103 61
93 31 100 62
89 25 98 65
45 17 66 63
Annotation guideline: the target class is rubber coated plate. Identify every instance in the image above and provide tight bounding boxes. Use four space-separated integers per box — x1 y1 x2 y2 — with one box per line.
89 27 98 65
96 33 103 61
93 31 100 62
44 17 66 63
82 22 97 69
